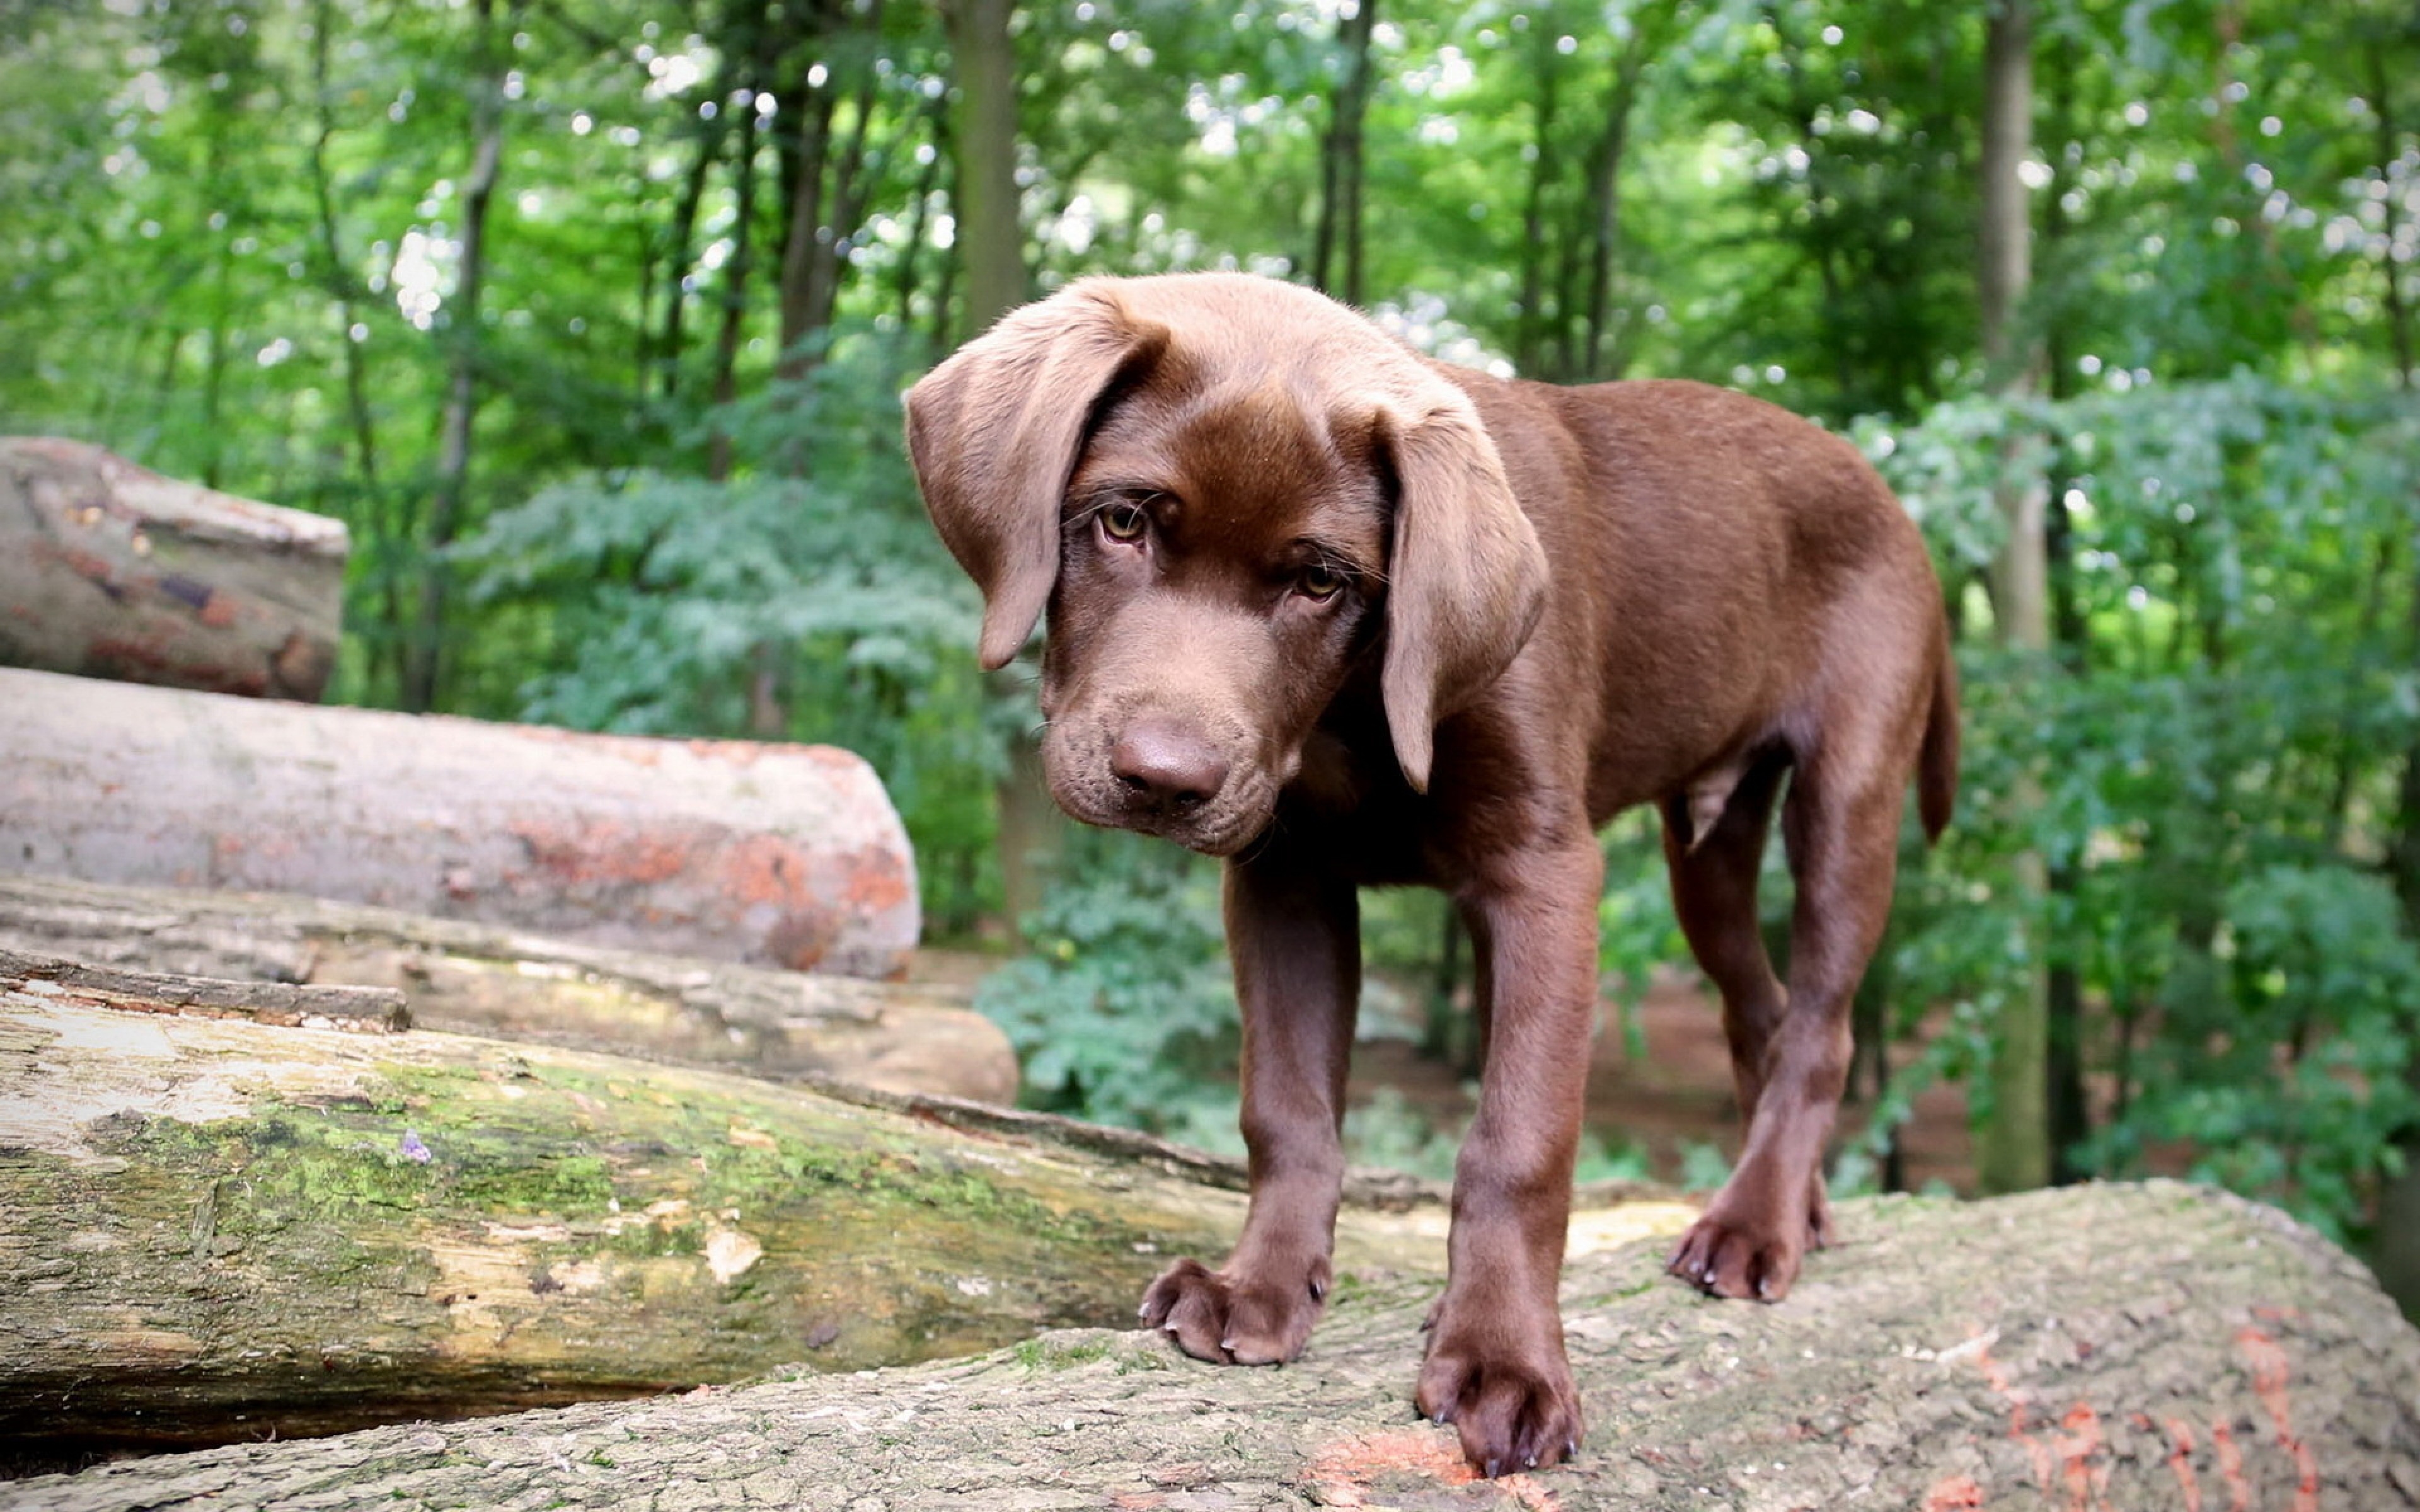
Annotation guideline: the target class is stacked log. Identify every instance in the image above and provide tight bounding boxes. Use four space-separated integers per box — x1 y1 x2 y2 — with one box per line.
0 875 1011 1102
0 669 919 978
0 438 345 701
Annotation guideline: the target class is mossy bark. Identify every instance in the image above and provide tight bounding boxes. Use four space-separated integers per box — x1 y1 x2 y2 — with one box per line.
0 874 1011 1103
8 1183 2416 1510
0 992 1690 1460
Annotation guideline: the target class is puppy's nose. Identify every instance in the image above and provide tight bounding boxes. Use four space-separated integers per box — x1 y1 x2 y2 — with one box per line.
1110 719 1230 811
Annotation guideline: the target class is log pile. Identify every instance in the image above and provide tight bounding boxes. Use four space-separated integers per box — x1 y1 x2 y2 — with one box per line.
0 438 345 701
5 1178 2415 1511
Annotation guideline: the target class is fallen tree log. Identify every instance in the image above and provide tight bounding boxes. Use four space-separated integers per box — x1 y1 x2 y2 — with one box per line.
0 989 1697 1460
0 438 345 701
0 947 409 1033
0 668 918 976
0 874 1013 1102
8 1184 2416 1511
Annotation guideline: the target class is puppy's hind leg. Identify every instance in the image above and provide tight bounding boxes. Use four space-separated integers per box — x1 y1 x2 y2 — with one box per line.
1141 844 1357 1365
1672 723 1911 1302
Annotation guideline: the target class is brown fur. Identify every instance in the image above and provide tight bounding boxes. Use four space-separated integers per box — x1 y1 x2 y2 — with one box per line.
905 272 1958 1479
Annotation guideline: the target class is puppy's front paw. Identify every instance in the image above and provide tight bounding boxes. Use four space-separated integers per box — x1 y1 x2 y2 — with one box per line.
1414 1295 1584 1477
1665 1181 1819 1300
1138 1254 1329 1365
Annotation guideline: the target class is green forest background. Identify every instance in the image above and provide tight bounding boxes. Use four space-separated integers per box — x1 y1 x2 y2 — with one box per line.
5 0 2419 1303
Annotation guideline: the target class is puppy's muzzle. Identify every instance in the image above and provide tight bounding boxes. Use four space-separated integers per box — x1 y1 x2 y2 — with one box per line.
1109 716 1232 818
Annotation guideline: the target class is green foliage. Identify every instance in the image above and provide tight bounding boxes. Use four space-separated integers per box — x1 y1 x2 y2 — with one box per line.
975 831 1240 1135
1860 372 2420 1236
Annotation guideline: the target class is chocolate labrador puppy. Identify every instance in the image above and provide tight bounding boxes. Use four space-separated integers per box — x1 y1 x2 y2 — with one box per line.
904 272 1956 1477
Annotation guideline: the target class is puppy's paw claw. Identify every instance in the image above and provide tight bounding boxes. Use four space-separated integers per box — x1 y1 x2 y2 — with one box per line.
1138 1254 1329 1366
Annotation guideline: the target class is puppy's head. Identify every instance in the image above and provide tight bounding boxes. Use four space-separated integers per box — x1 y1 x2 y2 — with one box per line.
905 273 1545 856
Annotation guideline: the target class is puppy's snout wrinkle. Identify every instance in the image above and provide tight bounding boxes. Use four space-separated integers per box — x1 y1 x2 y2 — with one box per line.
1110 716 1231 812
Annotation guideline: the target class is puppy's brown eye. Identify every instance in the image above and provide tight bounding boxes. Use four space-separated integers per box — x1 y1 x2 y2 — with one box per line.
1100 503 1148 543
1298 564 1345 601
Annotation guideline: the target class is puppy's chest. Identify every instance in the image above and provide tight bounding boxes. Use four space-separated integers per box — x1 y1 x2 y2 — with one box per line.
1283 732 1472 889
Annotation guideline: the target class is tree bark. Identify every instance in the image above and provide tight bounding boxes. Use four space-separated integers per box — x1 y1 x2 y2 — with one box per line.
8 1179 2414 1510
0 875 1007 1101
0 669 919 978
0 439 346 701
0 991 1681 1462
1975 0 2053 1198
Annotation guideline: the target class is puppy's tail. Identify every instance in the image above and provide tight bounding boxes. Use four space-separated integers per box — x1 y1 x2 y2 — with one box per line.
1916 641 1960 844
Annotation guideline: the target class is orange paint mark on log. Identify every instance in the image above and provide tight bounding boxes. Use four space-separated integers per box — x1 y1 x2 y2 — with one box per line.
1923 1474 1986 1509
1972 1339 2056 1491
512 819 694 886
2237 1327 2319 1512
842 842 914 917
2212 1422 2250 1512
1301 1428 1562 1510
2147 1416 2202 1512
2053 1402 2109 1512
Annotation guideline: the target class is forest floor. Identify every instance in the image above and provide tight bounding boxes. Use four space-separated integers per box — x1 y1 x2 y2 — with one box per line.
910 951 1981 1193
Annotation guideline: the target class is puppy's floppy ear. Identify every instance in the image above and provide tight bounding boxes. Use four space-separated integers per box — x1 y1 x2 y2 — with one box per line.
1376 399 1548 793
903 284 1167 670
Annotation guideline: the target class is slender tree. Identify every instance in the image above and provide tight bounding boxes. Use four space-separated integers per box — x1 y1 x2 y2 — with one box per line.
403 0 515 714
940 0 1059 932
1310 0 1376 305
1974 0 2053 1196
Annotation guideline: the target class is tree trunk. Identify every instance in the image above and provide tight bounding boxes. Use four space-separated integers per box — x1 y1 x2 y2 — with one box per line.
0 989 1674 1462
0 439 346 701
0 874 1007 1102
1579 3 1671 381
0 668 918 977
938 0 1063 935
775 0 882 384
1514 21 1560 376
10 1179 2416 1510
705 15 768 484
1311 0 1377 306
306 0 382 499
1974 0 2053 1198
654 113 728 403
401 0 510 714
941 0 1022 336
